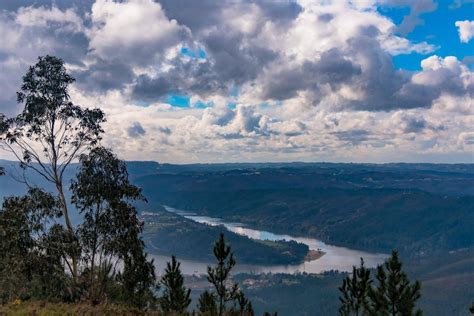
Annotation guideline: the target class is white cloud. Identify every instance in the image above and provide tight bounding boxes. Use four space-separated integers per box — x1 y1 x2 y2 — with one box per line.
413 55 473 91
87 0 186 63
458 132 474 146
65 84 473 163
455 20 474 43
0 0 472 163
381 35 437 55
15 6 83 32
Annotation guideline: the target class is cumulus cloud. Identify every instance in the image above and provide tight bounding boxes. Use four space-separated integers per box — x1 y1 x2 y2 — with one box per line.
458 132 474 146
332 129 371 145
390 112 443 134
86 0 186 63
412 55 473 96
0 0 472 163
455 20 474 43
15 5 83 32
0 5 89 114
132 0 438 110
127 121 146 138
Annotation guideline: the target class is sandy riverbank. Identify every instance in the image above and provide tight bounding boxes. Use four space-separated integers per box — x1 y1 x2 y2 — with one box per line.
305 249 326 261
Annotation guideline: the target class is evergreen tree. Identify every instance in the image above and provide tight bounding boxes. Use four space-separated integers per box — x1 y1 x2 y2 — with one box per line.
71 147 157 306
368 251 422 316
339 258 372 315
198 290 217 315
470 302 474 314
0 188 66 303
160 255 191 313
0 55 105 283
235 291 254 316
119 249 157 309
207 233 239 316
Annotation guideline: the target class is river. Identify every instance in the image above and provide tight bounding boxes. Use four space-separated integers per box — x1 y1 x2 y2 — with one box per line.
150 206 387 275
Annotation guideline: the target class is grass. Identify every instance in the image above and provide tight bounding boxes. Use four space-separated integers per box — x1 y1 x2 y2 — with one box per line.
0 301 163 316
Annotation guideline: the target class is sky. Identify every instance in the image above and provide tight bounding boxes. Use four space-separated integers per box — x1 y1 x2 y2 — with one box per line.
0 0 473 163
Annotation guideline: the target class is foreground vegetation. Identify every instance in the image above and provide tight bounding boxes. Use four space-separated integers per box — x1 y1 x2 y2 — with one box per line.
0 56 155 308
0 301 161 316
0 56 254 315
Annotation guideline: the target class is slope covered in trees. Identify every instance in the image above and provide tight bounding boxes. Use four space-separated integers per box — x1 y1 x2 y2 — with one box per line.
143 208 309 265
134 168 474 258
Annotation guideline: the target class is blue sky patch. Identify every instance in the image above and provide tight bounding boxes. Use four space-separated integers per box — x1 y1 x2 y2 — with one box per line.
181 47 206 59
166 94 190 107
379 2 474 70
194 100 213 108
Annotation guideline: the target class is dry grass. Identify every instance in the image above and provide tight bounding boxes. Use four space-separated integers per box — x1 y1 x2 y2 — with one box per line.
0 301 164 316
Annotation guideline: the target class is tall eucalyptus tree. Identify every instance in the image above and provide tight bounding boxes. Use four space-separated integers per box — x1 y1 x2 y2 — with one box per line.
0 55 105 280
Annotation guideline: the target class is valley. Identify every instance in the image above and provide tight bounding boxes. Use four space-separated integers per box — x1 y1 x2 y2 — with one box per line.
1 160 473 315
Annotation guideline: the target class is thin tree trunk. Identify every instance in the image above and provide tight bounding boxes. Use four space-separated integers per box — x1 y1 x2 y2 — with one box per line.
56 180 78 282
50 113 78 281
219 296 224 316
90 203 100 303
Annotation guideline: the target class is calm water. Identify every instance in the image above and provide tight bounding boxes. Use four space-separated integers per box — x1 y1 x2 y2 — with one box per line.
150 206 387 275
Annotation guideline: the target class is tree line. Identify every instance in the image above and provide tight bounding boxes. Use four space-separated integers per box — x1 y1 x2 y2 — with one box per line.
338 252 422 316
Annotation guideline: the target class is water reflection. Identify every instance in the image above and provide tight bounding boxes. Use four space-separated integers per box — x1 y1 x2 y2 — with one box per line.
151 206 387 275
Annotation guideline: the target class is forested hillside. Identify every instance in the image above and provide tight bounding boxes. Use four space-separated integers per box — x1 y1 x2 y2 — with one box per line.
134 166 474 257
142 208 309 265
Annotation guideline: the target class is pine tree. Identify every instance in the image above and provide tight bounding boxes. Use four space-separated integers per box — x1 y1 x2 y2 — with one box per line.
207 233 239 316
246 302 255 316
368 251 422 316
339 258 372 315
71 147 156 306
160 255 191 313
198 290 217 315
235 291 254 316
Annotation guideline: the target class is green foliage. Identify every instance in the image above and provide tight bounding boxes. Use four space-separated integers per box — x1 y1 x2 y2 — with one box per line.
139 168 474 257
337 252 423 316
0 56 156 310
71 147 157 307
0 188 69 303
198 290 217 315
0 55 106 284
338 258 372 316
207 233 239 315
159 256 191 313
234 272 345 315
367 251 422 316
118 250 157 309
234 291 254 316
143 210 309 265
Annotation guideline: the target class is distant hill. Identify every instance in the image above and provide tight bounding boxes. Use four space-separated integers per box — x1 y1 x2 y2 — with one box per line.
143 207 309 265
128 163 474 257
1 160 473 315
2 160 473 255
